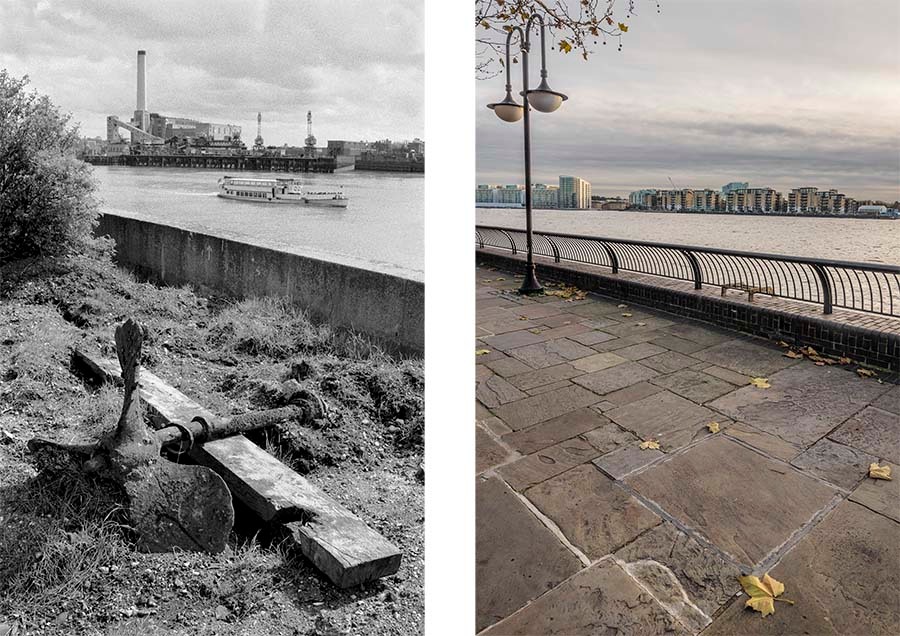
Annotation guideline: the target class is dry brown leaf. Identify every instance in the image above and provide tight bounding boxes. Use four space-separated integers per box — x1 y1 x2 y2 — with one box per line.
869 463 892 480
518 316 528 321
749 377 771 389
856 368 877 378
621 313 633 318
777 340 790 348
739 573 793 617
814 361 826 366
475 349 491 356
639 440 660 450
707 422 720 434
528 328 542 334
800 346 818 356
784 350 803 359
839 356 852 364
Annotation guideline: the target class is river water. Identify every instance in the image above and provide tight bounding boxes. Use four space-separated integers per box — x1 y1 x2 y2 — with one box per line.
477 207 900 265
93 166 424 281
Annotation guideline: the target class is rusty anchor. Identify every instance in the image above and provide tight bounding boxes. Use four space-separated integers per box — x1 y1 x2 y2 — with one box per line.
29 318 323 553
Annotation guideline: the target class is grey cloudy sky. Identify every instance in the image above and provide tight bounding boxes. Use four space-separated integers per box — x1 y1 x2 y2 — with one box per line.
0 0 423 146
477 0 900 201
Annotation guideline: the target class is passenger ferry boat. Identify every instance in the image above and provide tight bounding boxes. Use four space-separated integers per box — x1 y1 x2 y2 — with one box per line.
217 176 348 207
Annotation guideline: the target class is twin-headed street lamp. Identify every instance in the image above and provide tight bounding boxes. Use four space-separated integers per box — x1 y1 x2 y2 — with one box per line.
487 15 567 294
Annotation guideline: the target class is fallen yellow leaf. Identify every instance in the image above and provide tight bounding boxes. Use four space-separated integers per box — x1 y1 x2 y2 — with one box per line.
839 356 852 364
869 463 892 480
617 303 628 308
495 277 505 281
475 349 491 356
739 573 794 617
528 328 542 334
639 440 660 450
707 422 720 434
749 377 771 389
636 321 647 327
621 313 633 318
777 340 790 348
801 346 818 356
857 368 877 378
518 316 528 321
783 350 803 359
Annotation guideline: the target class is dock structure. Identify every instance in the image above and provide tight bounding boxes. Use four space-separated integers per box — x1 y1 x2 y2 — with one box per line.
84 154 336 173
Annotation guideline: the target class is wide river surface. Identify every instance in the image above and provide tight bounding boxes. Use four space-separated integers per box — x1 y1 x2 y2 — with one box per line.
93 166 424 281
477 207 900 265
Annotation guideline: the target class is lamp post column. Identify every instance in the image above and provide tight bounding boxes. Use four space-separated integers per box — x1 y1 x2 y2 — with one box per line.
518 38 543 294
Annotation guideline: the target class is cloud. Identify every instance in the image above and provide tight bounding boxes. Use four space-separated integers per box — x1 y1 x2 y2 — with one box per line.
476 0 900 200
0 0 423 144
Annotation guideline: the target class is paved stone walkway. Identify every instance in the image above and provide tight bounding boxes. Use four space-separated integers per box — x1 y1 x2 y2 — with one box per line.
475 266 900 635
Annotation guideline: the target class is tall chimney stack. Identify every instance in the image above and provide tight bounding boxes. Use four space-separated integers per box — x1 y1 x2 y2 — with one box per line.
136 50 147 112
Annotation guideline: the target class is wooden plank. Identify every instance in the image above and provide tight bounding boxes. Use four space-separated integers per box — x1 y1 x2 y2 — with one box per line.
73 347 402 587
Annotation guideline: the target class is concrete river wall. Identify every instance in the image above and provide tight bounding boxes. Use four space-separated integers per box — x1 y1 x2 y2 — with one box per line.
97 213 424 355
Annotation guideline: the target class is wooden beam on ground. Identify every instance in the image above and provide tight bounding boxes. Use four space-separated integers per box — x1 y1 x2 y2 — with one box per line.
73 347 402 588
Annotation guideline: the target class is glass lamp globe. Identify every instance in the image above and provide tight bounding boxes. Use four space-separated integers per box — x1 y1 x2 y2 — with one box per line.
525 78 568 113
487 91 524 123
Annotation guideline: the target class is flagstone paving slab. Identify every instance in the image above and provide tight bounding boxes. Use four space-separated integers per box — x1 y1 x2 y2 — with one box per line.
593 331 664 351
615 341 668 360
483 356 532 378
650 334 709 355
602 380 666 407
640 351 699 374
476 374 528 408
828 406 900 464
614 521 742 620
693 338 801 377
571 351 629 373
649 369 737 404
569 329 618 346
593 444 665 479
481 559 686 636
507 338 595 368
502 407 609 455
605 391 718 451
476 477 583 632
497 437 600 491
492 384 601 431
626 436 839 567
538 313 578 328
661 322 733 347
872 384 900 414
480 329 546 352
790 437 878 490
849 461 899 523
476 427 513 475
572 361 660 395
525 379 572 396
582 419 640 454
723 422 802 462
703 501 900 636
505 363 582 391
525 464 661 559
480 415 511 436
701 364 752 386
709 365 891 447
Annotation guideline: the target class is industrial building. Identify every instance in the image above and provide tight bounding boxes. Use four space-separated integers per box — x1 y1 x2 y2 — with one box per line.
106 50 240 147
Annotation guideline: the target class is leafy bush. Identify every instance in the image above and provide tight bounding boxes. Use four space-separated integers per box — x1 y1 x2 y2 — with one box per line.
0 70 100 263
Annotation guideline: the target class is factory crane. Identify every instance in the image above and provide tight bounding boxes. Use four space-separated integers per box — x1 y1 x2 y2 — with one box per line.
253 112 265 151
304 111 316 149
106 116 164 145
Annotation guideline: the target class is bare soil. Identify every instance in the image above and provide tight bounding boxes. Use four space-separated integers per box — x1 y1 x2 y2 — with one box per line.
0 251 424 636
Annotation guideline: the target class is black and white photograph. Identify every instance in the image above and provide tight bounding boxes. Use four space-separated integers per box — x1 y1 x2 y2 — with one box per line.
0 1 423 634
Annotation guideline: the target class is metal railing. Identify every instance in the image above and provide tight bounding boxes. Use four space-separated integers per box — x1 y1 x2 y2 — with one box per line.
475 225 900 317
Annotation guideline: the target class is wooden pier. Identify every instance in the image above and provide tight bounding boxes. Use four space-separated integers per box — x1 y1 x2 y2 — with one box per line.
84 154 336 173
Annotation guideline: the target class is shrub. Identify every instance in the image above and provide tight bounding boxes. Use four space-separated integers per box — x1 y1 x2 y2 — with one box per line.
0 70 100 263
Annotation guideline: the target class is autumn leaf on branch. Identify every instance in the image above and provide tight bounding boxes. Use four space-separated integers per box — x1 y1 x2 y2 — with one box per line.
559 39 573 53
617 22 628 31
739 573 794 617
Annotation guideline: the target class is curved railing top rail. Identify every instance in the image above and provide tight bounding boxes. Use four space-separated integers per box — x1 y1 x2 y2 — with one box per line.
476 225 900 317
476 225 900 273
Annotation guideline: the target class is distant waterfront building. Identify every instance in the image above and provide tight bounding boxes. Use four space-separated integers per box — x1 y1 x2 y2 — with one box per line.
692 189 722 212
659 189 695 211
857 205 888 218
531 184 559 208
327 140 369 157
475 184 524 207
727 187 782 213
629 189 658 209
559 176 592 209
787 187 849 215
788 187 819 214
722 182 749 195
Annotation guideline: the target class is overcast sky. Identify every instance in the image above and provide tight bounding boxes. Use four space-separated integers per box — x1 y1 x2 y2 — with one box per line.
477 0 900 201
0 0 423 146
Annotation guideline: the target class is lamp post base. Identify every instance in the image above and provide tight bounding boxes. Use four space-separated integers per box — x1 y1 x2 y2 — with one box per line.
518 264 543 295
